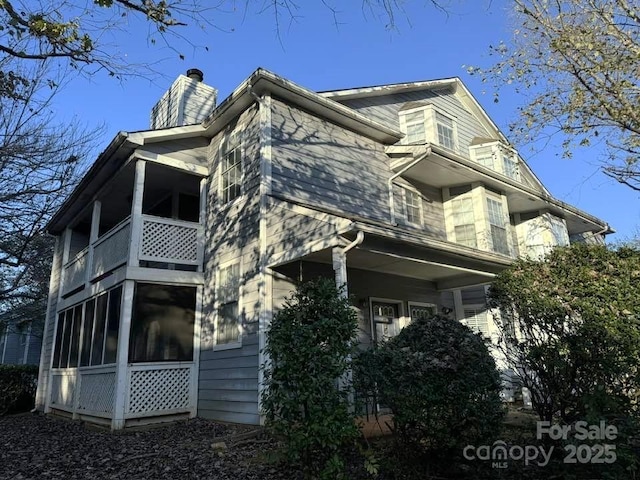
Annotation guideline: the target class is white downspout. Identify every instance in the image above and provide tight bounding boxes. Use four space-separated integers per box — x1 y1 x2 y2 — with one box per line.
332 231 364 298
388 147 431 225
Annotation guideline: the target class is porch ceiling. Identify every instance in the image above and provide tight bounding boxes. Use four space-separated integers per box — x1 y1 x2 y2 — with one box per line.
295 235 499 291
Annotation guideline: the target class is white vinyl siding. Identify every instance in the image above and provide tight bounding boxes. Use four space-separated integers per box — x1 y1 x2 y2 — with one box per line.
216 262 241 345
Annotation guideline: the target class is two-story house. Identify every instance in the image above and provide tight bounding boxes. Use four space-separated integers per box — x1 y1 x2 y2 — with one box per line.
34 68 611 429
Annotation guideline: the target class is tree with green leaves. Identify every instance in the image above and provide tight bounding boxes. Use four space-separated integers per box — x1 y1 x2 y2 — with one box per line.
489 243 640 423
261 278 360 479
470 0 640 190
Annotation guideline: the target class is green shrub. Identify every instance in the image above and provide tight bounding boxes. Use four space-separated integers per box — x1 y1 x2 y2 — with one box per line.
354 315 505 455
0 364 38 415
261 278 360 479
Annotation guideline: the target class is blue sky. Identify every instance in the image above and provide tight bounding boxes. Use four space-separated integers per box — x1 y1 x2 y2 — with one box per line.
54 0 639 241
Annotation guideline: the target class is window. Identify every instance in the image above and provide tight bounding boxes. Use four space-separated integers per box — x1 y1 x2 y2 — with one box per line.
462 306 489 337
403 110 426 144
409 302 437 321
52 285 123 369
435 111 455 150
129 283 196 363
399 106 457 149
487 197 510 255
502 153 518 180
472 146 495 169
217 262 241 345
549 216 569 247
219 131 242 204
451 197 477 248
404 189 422 225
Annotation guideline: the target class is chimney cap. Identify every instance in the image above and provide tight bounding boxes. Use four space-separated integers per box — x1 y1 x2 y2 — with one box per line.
186 68 203 82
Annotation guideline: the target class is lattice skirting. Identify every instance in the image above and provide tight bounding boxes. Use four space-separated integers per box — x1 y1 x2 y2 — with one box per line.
140 221 198 263
127 368 191 414
78 372 116 413
50 374 76 407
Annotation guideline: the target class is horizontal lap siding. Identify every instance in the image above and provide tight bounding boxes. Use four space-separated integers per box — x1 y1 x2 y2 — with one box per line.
341 89 493 158
199 105 262 424
198 333 259 424
271 100 391 223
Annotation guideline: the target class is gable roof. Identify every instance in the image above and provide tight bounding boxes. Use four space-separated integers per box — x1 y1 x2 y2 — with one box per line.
320 77 550 195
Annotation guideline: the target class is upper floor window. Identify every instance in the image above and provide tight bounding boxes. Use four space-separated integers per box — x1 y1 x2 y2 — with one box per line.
399 105 457 151
469 142 520 181
549 215 570 247
486 196 510 255
404 188 422 225
449 186 477 248
219 131 243 205
217 261 241 345
435 111 455 150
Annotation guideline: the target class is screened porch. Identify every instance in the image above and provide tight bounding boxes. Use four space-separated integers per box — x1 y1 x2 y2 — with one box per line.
47 281 202 429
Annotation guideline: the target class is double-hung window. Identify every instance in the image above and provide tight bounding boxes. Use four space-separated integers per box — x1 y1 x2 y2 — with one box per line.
549 216 569 247
403 110 426 144
486 197 510 255
435 111 456 150
219 131 242 205
472 145 495 169
404 188 422 225
451 196 477 248
217 262 240 345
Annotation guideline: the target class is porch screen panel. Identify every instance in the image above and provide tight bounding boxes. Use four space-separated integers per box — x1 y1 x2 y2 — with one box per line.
104 286 122 364
52 313 65 368
59 310 73 368
90 293 108 365
68 305 83 368
80 299 95 367
129 283 196 363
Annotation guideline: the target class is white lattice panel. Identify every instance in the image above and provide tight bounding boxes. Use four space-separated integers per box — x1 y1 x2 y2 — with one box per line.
140 218 199 263
50 374 76 407
127 368 191 414
63 251 87 292
78 372 115 413
92 222 131 277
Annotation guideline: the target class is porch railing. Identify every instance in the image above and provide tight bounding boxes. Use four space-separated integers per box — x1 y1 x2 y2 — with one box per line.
61 215 203 295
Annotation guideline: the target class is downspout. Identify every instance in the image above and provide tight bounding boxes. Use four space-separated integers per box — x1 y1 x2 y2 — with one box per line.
333 231 365 298
388 147 431 225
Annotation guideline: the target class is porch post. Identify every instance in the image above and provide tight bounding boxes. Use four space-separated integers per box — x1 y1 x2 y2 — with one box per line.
57 228 73 302
197 178 207 273
85 200 101 285
332 248 348 298
112 279 135 430
128 160 146 268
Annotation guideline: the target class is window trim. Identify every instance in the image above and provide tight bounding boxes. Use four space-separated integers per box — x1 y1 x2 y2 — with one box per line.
402 187 423 226
217 128 245 208
398 105 458 151
213 258 243 350
485 192 511 256
407 301 437 321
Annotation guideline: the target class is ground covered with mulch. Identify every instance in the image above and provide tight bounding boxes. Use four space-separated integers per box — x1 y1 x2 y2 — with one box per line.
0 413 291 480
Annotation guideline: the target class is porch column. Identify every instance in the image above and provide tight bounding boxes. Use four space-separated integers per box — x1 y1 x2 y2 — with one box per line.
57 228 73 302
332 248 348 298
197 177 207 273
128 160 146 268
112 279 135 430
85 200 101 285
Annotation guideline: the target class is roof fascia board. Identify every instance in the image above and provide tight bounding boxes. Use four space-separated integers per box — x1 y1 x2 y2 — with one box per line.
318 77 457 100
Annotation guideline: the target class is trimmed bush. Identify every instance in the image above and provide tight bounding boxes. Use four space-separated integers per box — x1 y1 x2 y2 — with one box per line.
0 364 38 415
261 278 360 479
354 315 505 455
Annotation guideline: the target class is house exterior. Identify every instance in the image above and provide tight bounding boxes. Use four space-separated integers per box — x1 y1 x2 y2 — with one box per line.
0 302 44 366
34 68 611 429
